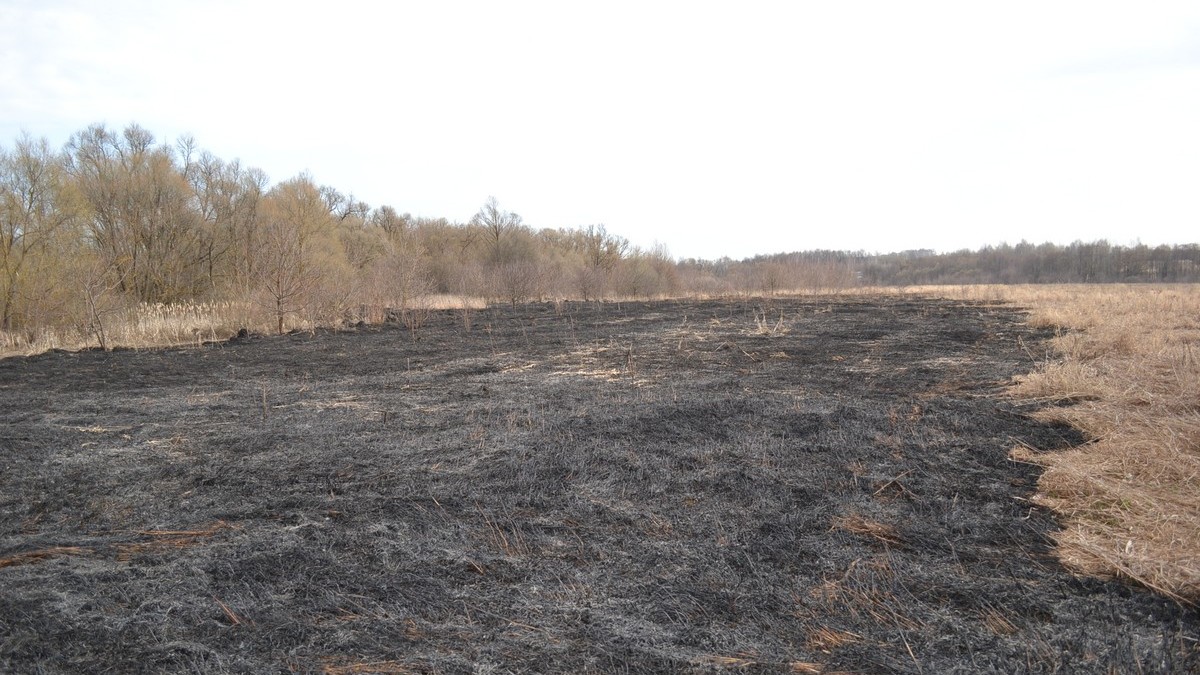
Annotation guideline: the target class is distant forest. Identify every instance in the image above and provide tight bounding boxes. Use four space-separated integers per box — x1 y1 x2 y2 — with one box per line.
728 240 1200 288
2 123 1197 341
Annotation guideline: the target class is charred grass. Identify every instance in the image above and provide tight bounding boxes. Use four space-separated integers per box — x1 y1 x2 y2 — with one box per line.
1 296 1196 672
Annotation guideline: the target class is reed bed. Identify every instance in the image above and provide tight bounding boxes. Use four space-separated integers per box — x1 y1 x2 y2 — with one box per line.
0 294 489 356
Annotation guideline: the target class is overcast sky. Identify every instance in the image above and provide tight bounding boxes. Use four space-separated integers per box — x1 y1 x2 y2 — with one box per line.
2 1 1197 260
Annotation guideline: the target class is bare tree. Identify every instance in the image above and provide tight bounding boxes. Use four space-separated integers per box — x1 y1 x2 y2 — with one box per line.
370 205 412 242
360 225 434 325
252 176 333 333
76 256 128 350
573 225 628 300
320 184 369 222
187 151 265 292
470 196 522 252
0 134 79 330
65 123 206 303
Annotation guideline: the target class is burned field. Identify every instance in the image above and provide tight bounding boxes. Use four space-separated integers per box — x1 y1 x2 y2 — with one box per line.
1 297 1196 673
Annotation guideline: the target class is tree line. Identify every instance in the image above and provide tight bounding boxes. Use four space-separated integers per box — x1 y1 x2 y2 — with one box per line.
711 242 1200 289
0 124 683 341
2 123 1195 344
854 241 1200 285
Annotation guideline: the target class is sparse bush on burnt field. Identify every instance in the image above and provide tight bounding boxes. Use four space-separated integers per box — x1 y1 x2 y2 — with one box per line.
1 297 1196 673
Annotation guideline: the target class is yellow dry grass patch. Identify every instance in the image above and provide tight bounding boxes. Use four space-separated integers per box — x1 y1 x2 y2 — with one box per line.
421 293 488 311
979 605 1019 636
914 284 1200 604
831 513 906 548
0 521 235 568
0 295 490 356
806 625 862 652
0 546 88 568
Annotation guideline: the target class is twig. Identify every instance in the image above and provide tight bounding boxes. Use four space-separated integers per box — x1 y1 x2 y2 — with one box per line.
213 595 245 625
1016 335 1040 366
715 341 760 362
899 629 923 673
873 469 915 497
0 546 89 568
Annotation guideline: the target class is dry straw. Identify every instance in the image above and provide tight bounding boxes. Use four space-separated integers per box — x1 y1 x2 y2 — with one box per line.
0 294 489 356
917 284 1200 604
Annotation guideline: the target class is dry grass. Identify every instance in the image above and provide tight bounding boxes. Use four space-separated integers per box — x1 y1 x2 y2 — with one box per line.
0 546 89 569
808 557 927 632
0 295 490 357
0 521 234 568
806 625 862 652
910 284 1200 604
979 606 1019 636
0 301 249 356
114 301 249 347
831 513 906 548
423 293 488 310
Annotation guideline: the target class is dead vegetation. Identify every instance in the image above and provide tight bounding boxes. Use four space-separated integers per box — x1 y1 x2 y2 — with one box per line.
1 296 1195 672
0 521 234 569
1010 285 1200 604
0 295 488 356
830 513 906 549
911 284 1200 604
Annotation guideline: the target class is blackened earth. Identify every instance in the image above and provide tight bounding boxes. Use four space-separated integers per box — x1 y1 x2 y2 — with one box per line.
1 297 1196 673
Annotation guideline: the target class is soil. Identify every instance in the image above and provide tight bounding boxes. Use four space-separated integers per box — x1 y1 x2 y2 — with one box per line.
1 296 1196 674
